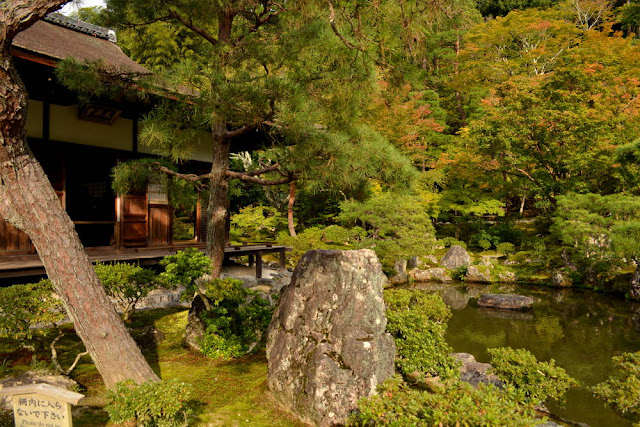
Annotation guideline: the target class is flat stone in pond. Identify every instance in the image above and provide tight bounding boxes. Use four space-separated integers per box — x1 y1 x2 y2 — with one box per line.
477 293 536 310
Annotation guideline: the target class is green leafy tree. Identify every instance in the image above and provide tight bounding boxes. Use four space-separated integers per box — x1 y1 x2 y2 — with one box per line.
337 191 437 270
552 193 640 295
230 205 287 243
92 0 418 277
476 0 560 17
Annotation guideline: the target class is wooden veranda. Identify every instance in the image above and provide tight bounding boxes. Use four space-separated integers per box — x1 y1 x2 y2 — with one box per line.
0 243 290 280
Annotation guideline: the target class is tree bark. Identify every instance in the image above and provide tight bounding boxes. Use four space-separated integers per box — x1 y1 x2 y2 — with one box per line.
0 1 158 388
206 125 232 278
630 260 640 301
287 181 297 237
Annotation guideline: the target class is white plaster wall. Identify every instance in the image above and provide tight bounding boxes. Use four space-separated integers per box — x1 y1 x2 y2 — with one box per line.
49 104 133 151
138 129 213 163
28 101 212 163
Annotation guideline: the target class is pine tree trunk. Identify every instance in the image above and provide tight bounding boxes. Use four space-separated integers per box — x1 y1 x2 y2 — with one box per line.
0 18 158 387
206 126 231 278
288 181 297 237
630 261 640 301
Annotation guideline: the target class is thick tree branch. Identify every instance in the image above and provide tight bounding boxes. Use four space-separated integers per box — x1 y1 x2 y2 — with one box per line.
2 0 69 42
118 16 173 30
245 163 281 176
151 163 210 182
225 170 297 185
225 125 253 138
327 0 365 52
167 9 219 46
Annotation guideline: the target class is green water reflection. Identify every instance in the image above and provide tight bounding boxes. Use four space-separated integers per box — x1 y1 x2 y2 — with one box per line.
410 282 640 427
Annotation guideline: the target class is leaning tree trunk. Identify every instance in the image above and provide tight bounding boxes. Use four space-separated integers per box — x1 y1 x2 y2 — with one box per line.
206 125 232 278
0 2 158 388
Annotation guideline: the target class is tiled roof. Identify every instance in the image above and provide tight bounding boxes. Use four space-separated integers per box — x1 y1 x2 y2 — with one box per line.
44 13 117 43
12 14 149 75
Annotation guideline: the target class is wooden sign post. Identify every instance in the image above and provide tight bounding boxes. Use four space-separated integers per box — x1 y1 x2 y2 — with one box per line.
0 383 84 427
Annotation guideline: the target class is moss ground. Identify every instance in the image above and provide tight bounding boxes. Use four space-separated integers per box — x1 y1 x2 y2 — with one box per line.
0 308 305 427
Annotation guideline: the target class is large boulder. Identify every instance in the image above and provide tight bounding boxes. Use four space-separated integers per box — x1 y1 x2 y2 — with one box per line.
389 259 408 285
267 249 395 427
184 295 208 352
477 293 536 310
441 245 471 270
409 268 453 283
452 353 503 388
465 265 494 283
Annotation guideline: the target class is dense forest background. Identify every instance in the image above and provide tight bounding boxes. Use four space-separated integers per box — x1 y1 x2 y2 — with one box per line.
72 0 640 294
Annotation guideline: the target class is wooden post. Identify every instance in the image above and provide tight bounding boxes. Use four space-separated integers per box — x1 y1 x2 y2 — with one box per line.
279 249 286 273
256 251 263 279
0 383 84 427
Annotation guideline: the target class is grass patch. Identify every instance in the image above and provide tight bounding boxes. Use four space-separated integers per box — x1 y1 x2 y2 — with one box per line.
1 308 304 427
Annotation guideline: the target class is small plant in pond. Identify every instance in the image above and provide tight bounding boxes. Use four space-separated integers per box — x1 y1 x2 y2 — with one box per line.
94 262 159 321
450 265 468 281
159 248 212 309
198 278 274 359
488 347 578 403
105 379 193 427
384 289 459 380
591 351 640 418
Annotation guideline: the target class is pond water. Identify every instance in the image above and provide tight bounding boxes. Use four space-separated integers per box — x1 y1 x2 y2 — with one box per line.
409 282 640 427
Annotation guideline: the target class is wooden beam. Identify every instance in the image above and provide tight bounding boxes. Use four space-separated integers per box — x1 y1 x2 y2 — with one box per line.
10 47 57 68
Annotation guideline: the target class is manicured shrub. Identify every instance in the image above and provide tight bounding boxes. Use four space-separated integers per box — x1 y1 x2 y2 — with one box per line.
438 236 467 248
94 262 158 320
384 289 459 380
159 248 211 300
105 379 192 427
496 242 516 255
198 278 274 359
488 347 578 403
0 279 64 344
347 375 541 426
592 351 640 417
